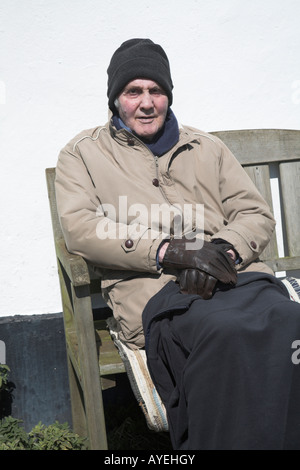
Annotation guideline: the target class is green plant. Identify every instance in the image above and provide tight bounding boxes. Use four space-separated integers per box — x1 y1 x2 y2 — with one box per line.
0 416 87 450
0 364 86 450
29 421 87 450
0 365 10 392
0 417 29 450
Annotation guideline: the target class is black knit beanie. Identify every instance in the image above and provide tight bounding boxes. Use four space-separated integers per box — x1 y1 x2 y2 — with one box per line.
107 38 173 111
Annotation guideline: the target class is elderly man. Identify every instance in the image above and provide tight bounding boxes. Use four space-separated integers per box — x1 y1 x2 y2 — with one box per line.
55 39 300 450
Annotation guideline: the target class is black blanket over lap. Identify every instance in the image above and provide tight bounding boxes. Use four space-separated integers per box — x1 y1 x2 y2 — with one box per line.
143 272 300 450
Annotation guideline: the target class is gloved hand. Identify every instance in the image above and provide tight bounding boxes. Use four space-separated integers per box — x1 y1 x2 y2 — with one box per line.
179 268 218 299
162 238 237 297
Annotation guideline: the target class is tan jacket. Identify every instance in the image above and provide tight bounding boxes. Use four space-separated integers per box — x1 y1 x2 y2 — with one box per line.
55 115 276 348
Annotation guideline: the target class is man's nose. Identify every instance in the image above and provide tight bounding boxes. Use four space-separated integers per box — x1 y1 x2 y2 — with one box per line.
140 91 154 109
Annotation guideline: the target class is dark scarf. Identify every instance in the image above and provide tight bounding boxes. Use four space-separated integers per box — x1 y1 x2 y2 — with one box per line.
112 108 179 157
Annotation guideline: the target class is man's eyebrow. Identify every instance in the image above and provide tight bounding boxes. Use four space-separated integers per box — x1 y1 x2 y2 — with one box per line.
124 85 164 92
124 85 142 92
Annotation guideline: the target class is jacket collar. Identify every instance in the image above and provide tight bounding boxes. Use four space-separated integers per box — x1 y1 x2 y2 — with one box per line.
107 109 200 155
111 108 179 157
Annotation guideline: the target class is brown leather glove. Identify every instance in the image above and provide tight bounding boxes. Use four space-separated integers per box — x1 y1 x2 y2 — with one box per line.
179 268 218 299
162 238 237 295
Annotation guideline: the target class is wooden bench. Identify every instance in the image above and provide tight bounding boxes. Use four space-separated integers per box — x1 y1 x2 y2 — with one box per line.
46 129 300 449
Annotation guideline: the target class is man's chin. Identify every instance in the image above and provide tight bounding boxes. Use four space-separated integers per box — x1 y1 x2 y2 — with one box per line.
134 123 163 142
134 130 157 142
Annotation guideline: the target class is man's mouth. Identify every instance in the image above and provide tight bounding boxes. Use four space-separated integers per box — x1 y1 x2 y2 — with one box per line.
137 116 155 123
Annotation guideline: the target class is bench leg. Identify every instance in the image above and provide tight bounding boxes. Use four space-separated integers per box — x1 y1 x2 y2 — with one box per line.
71 285 108 450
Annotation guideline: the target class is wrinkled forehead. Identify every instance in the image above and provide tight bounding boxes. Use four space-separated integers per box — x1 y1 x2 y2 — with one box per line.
121 78 166 92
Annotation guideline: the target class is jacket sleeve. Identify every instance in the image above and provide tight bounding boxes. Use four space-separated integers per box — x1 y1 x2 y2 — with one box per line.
55 140 167 273
210 137 276 269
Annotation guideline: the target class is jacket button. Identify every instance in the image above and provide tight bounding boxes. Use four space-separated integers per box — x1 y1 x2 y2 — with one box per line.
125 239 134 248
152 178 159 187
250 241 257 249
127 138 135 146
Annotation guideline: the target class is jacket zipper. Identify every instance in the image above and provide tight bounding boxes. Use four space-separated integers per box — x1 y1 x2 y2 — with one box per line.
153 154 173 206
125 128 172 205
124 130 189 205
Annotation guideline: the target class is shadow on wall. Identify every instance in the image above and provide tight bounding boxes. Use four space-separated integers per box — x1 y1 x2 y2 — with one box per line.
0 313 71 431
0 312 141 438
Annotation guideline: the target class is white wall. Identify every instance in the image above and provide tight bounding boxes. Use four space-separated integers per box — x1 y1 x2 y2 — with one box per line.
0 0 299 317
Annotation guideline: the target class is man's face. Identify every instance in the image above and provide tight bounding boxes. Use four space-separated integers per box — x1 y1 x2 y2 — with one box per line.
117 79 169 141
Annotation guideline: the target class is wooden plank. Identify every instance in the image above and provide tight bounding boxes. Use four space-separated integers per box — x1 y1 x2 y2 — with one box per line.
243 164 278 262
72 284 108 450
56 239 91 287
56 259 83 385
279 161 300 257
95 320 125 376
265 256 300 272
45 168 64 241
65 354 87 439
211 129 300 166
243 164 273 208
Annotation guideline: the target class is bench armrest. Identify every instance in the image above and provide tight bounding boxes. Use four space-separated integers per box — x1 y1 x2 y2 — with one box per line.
55 238 91 287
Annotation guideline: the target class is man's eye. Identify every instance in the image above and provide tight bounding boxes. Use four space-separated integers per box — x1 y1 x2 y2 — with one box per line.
127 88 140 96
151 88 162 95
